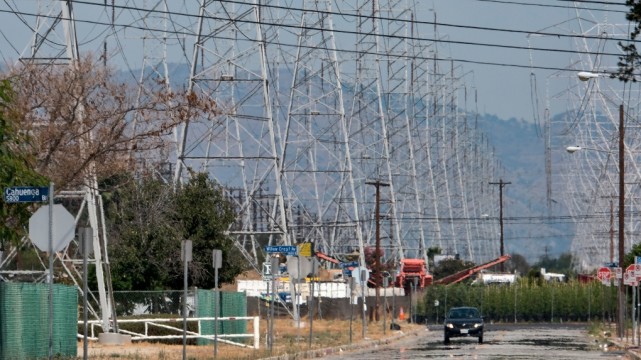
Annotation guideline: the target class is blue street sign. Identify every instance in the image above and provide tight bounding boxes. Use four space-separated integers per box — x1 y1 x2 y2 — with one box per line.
4 186 49 203
265 245 298 255
636 256 641 265
340 261 359 278
340 261 359 269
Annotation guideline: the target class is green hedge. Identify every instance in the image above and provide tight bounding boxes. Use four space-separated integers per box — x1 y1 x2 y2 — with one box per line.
418 280 618 323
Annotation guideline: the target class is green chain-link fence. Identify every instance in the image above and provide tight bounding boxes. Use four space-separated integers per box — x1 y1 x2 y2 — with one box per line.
196 289 247 345
0 282 77 359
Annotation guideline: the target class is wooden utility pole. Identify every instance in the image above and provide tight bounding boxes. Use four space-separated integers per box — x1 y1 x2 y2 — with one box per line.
366 179 389 322
489 179 511 272
617 103 625 338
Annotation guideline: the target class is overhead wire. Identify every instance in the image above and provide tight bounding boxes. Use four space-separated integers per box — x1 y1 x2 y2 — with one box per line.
0 5 630 75
4 1 630 259
471 0 628 13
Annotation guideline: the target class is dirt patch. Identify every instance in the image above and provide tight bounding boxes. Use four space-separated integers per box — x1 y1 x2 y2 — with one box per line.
79 317 423 359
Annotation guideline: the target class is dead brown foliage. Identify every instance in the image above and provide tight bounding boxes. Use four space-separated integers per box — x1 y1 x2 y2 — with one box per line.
5 55 218 190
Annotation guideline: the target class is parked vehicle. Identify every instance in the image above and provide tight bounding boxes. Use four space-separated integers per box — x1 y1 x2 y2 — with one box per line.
443 306 484 344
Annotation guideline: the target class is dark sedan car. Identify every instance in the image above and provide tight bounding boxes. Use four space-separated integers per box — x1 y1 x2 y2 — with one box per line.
444 306 484 344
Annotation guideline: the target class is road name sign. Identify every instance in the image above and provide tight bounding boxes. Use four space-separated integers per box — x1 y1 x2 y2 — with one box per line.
265 245 298 255
4 186 49 203
340 261 359 278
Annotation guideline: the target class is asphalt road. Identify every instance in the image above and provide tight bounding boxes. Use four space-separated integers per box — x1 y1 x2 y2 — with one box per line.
322 323 626 359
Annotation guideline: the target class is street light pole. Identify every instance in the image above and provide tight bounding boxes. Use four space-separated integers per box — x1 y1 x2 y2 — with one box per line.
573 71 626 338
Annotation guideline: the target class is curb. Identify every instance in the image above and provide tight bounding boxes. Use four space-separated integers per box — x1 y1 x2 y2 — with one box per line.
260 327 425 359
607 338 641 359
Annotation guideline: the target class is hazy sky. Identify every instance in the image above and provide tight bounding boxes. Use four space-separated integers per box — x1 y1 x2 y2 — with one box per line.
422 1 629 121
0 1 631 121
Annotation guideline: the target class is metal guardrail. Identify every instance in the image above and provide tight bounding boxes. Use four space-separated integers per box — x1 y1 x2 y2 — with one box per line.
78 316 260 349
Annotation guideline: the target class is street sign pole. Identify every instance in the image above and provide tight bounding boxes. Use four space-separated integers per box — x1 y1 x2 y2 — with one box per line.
213 249 222 359
48 182 54 360
181 240 192 360
5 184 56 359
391 270 396 326
383 276 388 335
269 256 279 353
361 269 367 339
349 277 354 344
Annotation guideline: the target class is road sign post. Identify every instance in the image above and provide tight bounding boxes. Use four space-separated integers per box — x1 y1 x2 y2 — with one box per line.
212 249 222 359
7 183 63 360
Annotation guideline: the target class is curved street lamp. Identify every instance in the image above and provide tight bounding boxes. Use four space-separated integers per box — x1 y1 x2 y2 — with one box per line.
565 146 610 154
577 71 601 81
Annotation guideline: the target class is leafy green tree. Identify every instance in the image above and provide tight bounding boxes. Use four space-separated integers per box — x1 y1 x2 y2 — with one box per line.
427 246 442 270
432 257 476 280
617 1 641 81
172 173 243 289
505 253 531 275
105 172 243 292
623 242 641 269
105 175 181 291
532 252 574 275
0 79 48 258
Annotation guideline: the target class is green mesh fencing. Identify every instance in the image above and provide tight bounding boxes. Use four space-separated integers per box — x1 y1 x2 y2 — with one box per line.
0 282 78 360
196 289 247 345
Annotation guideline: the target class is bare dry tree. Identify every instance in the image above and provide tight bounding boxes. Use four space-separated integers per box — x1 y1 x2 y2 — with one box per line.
5 55 218 190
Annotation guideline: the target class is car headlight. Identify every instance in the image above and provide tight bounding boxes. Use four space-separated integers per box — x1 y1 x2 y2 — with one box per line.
446 323 454 329
474 323 482 328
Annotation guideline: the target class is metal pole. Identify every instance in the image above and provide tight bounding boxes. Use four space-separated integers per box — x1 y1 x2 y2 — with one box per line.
349 277 354 344
182 254 188 360
383 277 388 334
635 286 641 345
361 269 367 338
83 228 89 360
214 266 219 358
308 277 313 349
266 279 272 352
618 103 625 339
297 256 301 331
634 284 637 345
213 249 222 359
48 182 54 360
182 240 192 360
270 256 279 352
270 275 276 348
391 270 396 327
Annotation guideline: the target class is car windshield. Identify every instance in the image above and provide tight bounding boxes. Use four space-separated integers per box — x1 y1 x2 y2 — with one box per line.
448 308 480 319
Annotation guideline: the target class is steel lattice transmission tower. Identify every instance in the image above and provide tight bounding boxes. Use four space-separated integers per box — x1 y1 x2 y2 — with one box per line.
280 0 365 260
174 1 289 269
0 1 116 332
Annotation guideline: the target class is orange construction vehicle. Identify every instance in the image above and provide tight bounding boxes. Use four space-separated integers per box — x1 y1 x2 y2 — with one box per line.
395 258 433 292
